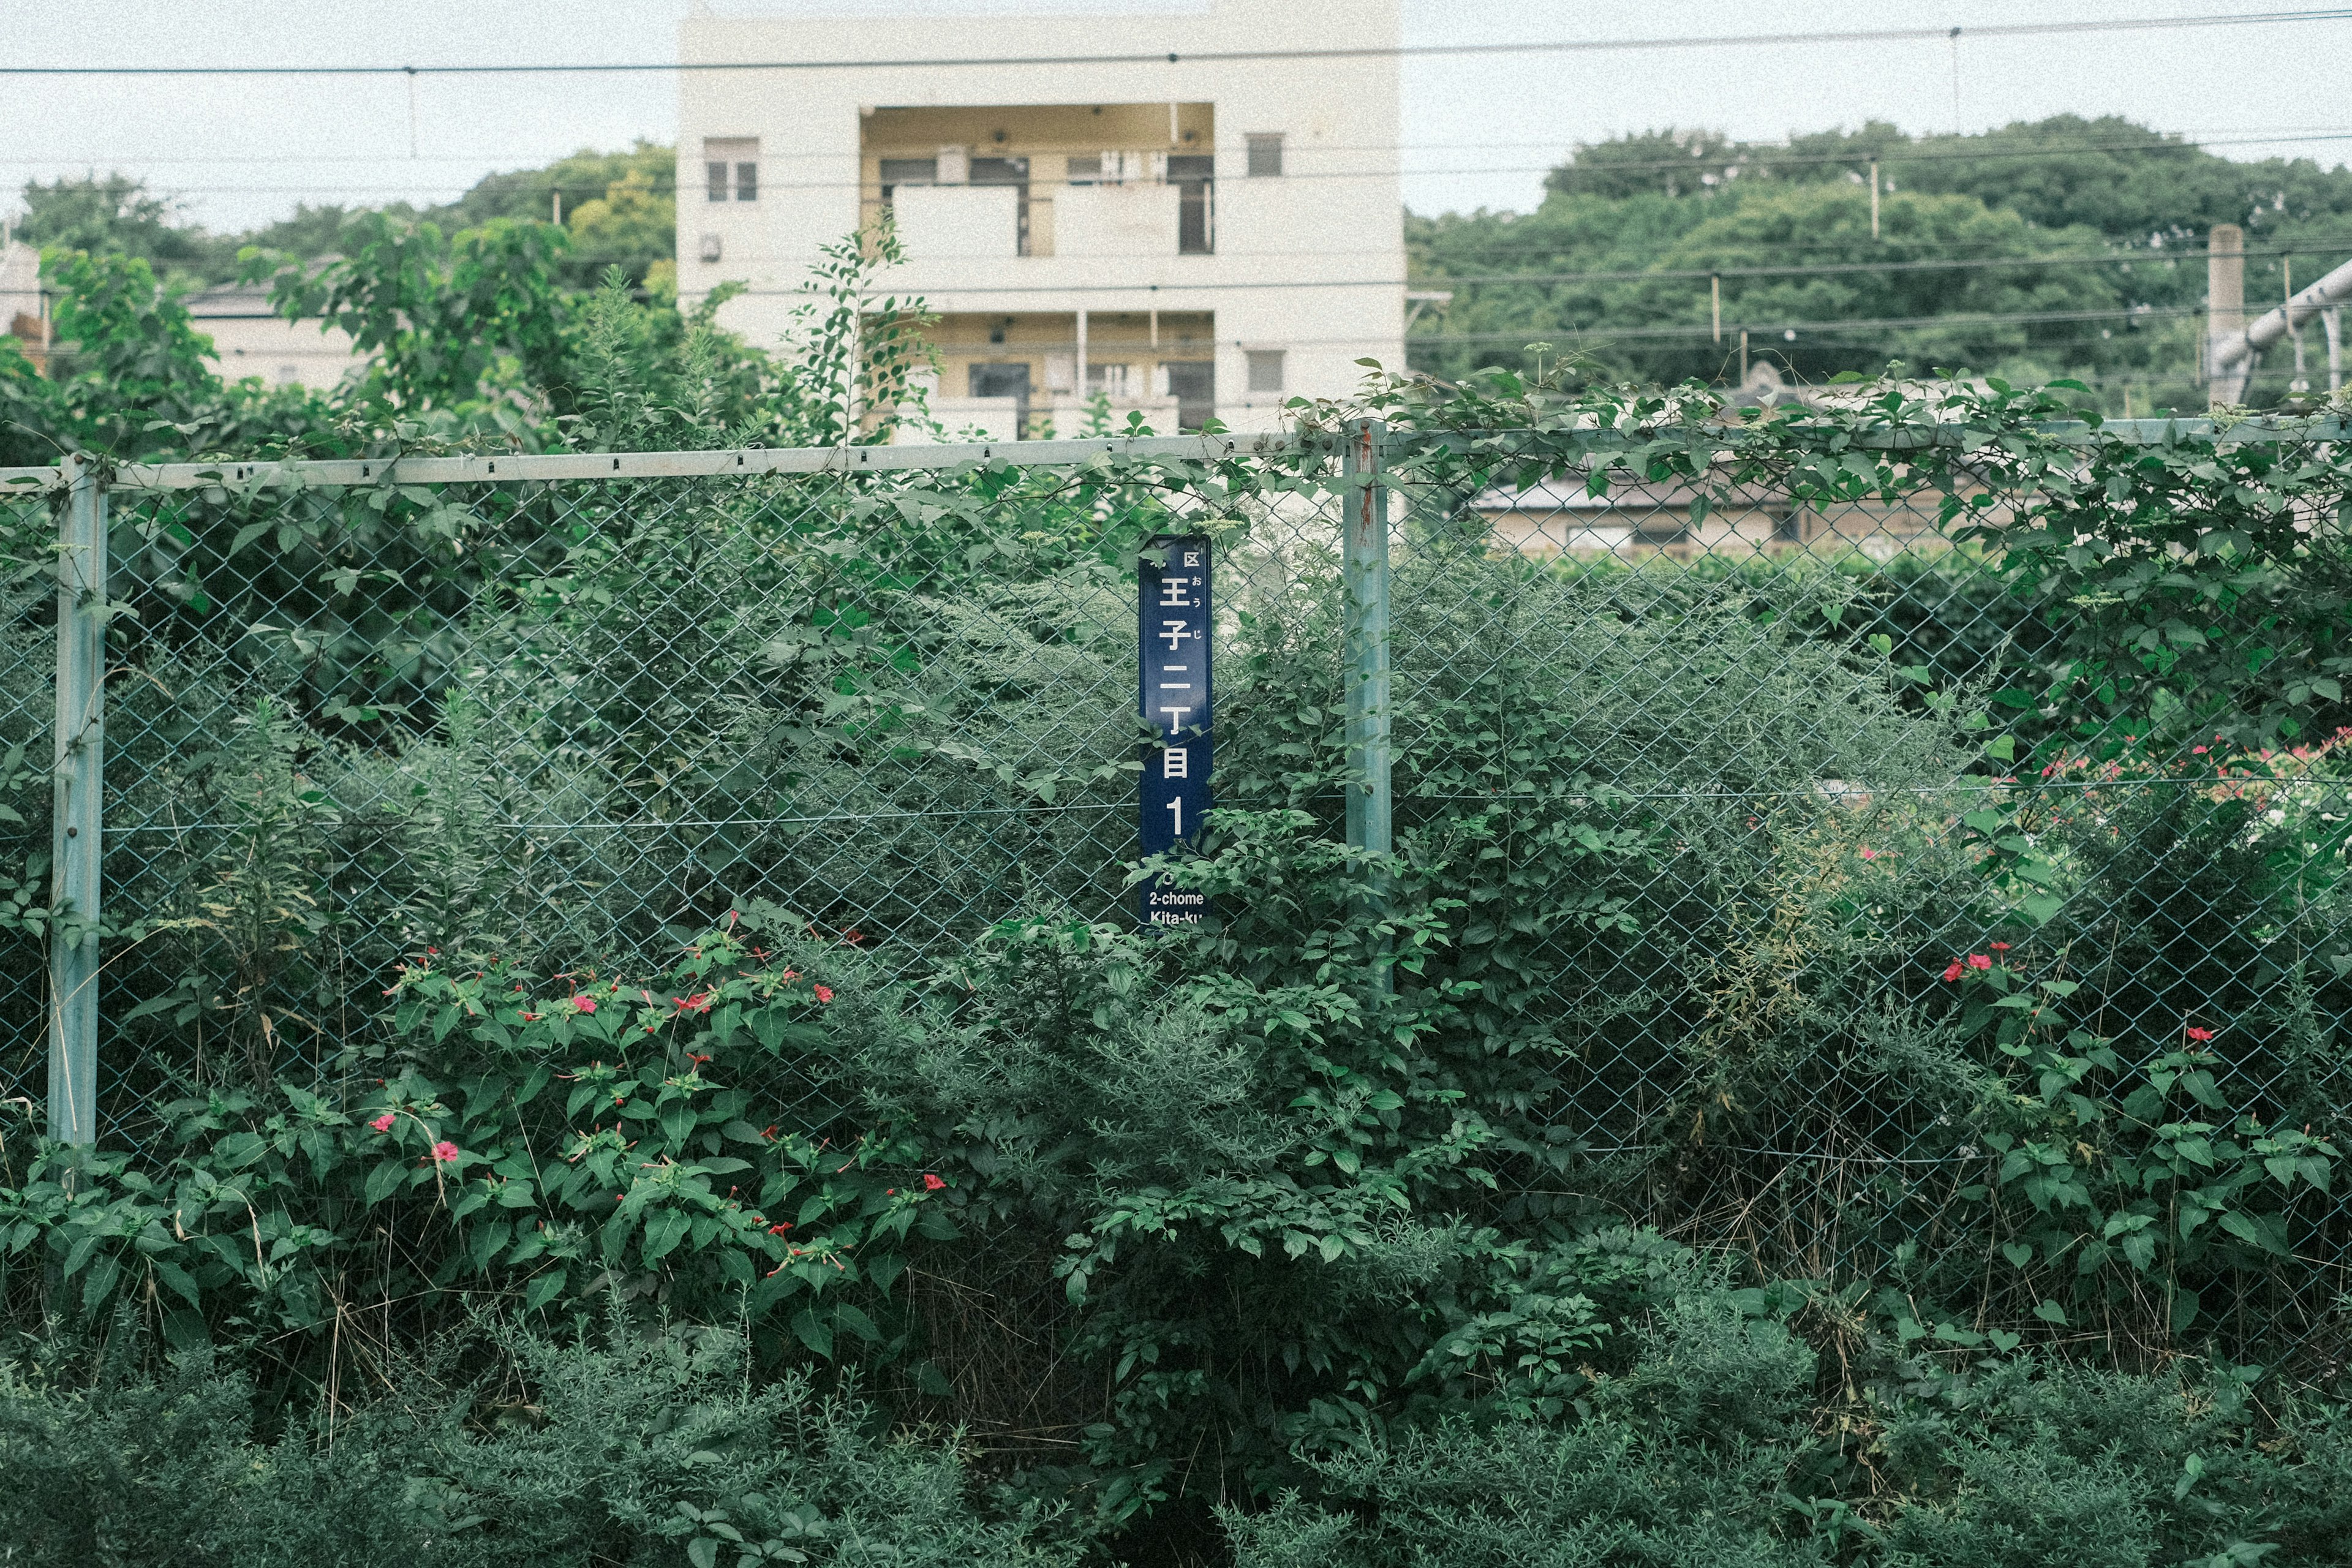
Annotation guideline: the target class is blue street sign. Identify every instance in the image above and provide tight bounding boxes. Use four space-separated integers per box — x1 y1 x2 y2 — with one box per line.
1139 535 1212 925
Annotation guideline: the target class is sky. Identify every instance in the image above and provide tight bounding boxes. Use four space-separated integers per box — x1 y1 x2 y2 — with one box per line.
2 0 2350 235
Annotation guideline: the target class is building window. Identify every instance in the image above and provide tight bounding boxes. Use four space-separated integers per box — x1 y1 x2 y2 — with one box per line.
880 157 938 205
1161 360 1215 431
1087 361 1134 399
704 138 758 202
698 233 722 263
1245 350 1286 394
970 156 1031 255
1246 134 1284 177
1168 154 1214 254
1630 519 1690 548
1064 154 1102 184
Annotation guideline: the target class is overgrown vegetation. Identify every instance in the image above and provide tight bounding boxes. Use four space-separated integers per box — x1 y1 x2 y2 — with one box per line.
6 194 2352 1564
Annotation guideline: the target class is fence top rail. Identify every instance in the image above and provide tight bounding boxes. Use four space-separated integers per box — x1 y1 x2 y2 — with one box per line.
0 414 2343 496
1 432 1304 494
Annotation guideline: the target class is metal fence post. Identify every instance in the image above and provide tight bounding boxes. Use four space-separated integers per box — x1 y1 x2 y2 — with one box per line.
1340 417 1392 867
49 455 105 1147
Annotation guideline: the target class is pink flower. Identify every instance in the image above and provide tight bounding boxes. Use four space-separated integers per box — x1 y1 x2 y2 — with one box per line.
370 1112 396 1134
813 984 834 1003
1858 847 1880 860
2186 1026 2215 1042
1989 942 2011 952
431 1140 460 1164
1941 962 1964 982
572 995 596 1014
922 1174 946 1191
1966 954 1992 971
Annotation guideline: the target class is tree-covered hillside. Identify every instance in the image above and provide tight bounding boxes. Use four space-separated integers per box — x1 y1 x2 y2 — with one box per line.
10 141 676 295
1409 115 2352 412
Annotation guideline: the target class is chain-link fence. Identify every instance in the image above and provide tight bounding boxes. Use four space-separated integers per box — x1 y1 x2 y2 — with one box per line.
4 421 2350 1372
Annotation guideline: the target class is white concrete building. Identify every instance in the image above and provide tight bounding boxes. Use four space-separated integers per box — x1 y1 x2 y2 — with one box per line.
676 0 1406 437
184 283 368 394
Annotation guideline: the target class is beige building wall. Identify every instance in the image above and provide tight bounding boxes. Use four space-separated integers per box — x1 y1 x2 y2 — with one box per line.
189 288 369 394
677 0 1405 435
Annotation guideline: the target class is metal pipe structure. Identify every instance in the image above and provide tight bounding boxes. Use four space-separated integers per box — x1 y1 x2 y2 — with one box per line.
2209 230 2352 404
1340 418 1391 870
50 456 105 1148
1340 417 1393 990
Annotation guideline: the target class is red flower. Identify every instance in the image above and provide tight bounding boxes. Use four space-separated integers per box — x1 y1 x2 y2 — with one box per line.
1858 847 1880 860
687 1052 711 1066
813 984 834 1004
571 995 596 1014
1989 942 2011 952
369 1112 396 1134
431 1140 460 1164
1941 962 1964 982
922 1174 946 1191
2186 1026 2215 1042
767 1221 793 1235
1966 954 1992 970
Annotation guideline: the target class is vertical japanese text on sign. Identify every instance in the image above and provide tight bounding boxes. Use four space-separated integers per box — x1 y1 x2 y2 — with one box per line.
1138 535 1212 925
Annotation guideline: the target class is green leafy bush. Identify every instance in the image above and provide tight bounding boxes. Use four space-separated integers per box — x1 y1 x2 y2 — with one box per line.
0 1314 1079 1567
1228 1280 2352 1568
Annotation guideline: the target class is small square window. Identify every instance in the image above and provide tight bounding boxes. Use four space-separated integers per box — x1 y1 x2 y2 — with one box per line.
1630 520 1689 547
698 233 722 263
1246 134 1284 177
1246 350 1285 394
704 138 758 202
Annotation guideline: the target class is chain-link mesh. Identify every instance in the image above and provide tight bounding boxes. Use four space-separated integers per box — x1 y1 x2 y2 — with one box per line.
1379 428 2352 1373
7 429 2351 1375
0 482 54 1125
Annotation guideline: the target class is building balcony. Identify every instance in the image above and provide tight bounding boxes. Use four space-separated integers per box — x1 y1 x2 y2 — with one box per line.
863 102 1218 262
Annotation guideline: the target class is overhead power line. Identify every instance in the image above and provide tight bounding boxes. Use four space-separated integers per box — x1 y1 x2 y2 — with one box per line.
2 10 2348 76
14 128 2352 201
8 125 2352 168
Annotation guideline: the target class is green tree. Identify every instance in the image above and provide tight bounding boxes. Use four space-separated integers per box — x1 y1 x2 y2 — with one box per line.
36 249 219 453
563 165 676 288
13 174 205 270
1412 115 2352 410
246 213 573 411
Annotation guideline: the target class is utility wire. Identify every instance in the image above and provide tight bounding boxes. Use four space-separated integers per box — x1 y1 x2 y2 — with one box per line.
15 130 2352 202
2 9 2348 75
344 240 2327 276
7 127 2352 167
